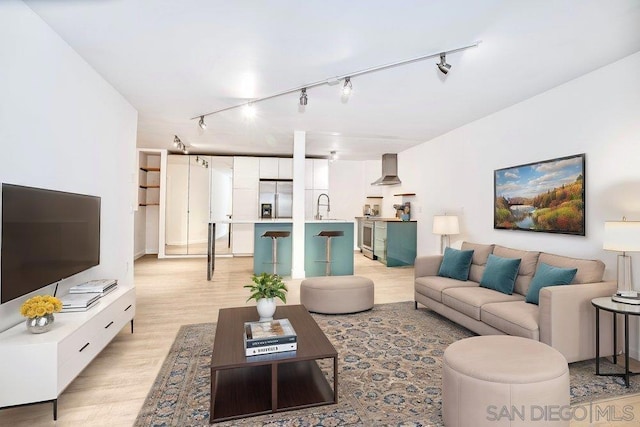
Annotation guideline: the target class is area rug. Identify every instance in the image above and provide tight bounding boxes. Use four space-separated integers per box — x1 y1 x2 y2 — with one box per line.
135 301 640 426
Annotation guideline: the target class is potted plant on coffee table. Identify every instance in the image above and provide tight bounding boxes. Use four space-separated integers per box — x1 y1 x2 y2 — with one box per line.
244 272 288 321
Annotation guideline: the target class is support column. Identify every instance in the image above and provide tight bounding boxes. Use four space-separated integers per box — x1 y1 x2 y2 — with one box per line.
291 131 306 279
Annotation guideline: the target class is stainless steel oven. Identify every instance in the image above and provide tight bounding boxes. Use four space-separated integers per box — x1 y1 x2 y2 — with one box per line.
361 219 375 259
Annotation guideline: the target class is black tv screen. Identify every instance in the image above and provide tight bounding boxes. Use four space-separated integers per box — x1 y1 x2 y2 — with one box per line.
1 184 101 304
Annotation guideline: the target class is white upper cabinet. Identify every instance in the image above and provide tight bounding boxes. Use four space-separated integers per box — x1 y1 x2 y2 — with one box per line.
305 159 314 189
260 157 293 179
259 157 279 179
278 158 293 179
305 159 329 190
313 159 329 190
234 156 260 189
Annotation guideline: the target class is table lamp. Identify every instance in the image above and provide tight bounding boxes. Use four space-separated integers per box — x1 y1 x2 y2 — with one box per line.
433 215 459 254
603 218 640 297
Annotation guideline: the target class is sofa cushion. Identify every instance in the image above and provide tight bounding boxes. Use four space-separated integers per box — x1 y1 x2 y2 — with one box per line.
481 301 540 340
525 263 578 305
442 287 524 320
493 245 540 296
438 247 474 280
415 276 479 303
538 252 605 284
461 242 495 282
480 254 521 295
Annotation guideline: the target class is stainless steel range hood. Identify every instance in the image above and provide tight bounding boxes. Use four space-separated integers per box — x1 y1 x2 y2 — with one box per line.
371 153 402 186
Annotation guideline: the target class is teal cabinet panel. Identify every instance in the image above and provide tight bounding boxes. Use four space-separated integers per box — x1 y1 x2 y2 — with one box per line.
305 222 354 277
386 222 417 267
253 223 293 276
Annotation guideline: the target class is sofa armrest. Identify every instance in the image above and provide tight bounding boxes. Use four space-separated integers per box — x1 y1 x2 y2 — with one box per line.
414 255 443 278
538 281 617 363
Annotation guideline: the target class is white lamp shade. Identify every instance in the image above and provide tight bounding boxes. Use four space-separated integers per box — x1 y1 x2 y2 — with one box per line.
603 221 640 252
433 215 460 235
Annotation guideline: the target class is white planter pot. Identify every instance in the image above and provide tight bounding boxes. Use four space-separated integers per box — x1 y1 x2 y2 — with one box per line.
256 298 277 321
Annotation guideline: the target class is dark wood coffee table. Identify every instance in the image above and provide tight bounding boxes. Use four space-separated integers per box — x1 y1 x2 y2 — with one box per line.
210 305 338 423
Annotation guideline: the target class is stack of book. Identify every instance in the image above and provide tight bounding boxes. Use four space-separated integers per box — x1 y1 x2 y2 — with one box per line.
60 293 101 312
244 318 297 356
612 291 640 305
69 279 118 296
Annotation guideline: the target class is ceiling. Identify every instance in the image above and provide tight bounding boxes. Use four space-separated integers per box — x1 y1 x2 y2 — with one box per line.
24 0 640 160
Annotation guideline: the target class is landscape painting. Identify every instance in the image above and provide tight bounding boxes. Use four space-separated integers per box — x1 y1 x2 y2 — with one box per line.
494 154 585 235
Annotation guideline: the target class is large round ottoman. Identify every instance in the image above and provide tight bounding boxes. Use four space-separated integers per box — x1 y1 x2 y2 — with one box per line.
300 275 374 314
443 335 569 427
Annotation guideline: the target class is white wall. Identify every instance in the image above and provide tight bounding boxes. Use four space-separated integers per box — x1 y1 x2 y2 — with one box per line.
134 208 147 259
398 51 640 355
400 51 640 261
0 0 138 331
328 160 366 248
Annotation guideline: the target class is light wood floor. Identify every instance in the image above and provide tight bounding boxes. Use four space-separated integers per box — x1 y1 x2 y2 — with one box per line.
1 253 638 426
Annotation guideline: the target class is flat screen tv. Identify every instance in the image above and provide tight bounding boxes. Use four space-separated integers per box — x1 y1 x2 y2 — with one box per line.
1 184 101 304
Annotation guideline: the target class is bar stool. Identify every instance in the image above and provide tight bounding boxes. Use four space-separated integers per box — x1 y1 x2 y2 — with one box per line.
316 230 344 276
261 231 290 274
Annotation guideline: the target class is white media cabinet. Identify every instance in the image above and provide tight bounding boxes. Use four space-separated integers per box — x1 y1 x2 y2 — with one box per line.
0 286 135 420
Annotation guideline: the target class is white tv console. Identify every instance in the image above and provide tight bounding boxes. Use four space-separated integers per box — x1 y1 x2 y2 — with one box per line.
0 286 135 420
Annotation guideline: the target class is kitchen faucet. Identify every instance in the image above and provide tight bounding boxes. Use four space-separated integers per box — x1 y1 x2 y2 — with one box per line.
316 193 330 220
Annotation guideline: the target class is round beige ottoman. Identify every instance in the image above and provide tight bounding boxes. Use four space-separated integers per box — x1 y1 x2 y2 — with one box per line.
300 275 374 314
443 335 569 427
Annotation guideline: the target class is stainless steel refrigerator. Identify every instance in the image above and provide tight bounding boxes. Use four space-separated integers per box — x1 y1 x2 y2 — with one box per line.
259 180 293 218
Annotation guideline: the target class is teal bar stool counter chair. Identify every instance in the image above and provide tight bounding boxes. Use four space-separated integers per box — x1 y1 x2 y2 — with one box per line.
316 230 344 276
262 231 291 274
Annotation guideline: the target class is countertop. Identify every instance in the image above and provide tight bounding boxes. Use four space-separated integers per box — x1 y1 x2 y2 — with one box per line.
210 219 352 224
355 216 417 222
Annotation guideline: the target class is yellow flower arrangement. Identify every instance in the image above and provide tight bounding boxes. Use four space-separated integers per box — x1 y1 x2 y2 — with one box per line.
20 295 63 319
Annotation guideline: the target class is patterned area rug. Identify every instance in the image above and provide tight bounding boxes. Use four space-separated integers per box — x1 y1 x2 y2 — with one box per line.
135 301 640 426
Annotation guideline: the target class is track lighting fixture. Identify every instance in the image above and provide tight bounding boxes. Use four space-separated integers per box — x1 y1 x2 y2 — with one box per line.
192 41 480 122
198 115 207 130
300 88 308 106
437 53 451 74
342 77 352 96
172 135 189 154
243 103 256 118
329 151 337 162
195 156 209 168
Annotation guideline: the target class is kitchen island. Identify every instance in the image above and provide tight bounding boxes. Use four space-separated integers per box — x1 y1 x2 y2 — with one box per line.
207 220 354 278
304 221 354 277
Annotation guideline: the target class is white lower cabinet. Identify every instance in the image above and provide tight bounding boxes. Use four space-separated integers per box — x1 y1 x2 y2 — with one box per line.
0 287 135 419
232 223 255 255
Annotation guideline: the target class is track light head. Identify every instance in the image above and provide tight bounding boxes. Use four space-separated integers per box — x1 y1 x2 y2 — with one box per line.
198 116 207 130
342 77 352 96
437 53 451 74
300 88 308 106
173 135 180 147
243 103 256 118
329 150 337 162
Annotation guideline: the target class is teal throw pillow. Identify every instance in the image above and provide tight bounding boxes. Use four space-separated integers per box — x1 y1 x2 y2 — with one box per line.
480 254 521 295
437 247 474 281
525 262 578 305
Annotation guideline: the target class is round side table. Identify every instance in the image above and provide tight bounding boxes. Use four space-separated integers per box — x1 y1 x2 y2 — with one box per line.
591 296 640 387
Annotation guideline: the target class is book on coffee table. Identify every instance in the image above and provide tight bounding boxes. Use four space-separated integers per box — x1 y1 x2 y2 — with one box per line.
244 318 297 355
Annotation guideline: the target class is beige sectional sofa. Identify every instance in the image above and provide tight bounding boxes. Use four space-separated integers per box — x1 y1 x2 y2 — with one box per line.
414 242 617 363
